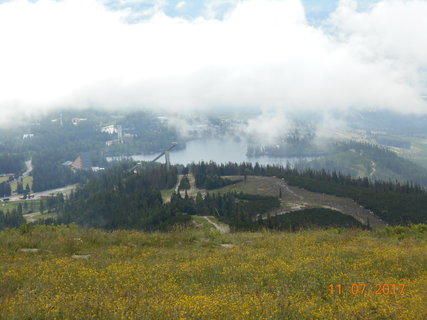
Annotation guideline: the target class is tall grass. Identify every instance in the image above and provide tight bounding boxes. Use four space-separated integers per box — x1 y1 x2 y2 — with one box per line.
0 224 426 319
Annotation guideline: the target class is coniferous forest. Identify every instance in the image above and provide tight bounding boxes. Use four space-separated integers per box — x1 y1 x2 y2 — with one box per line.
36 160 426 232
57 162 184 231
0 153 25 176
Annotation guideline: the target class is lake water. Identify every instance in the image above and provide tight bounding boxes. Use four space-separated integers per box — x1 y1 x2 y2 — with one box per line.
130 138 311 166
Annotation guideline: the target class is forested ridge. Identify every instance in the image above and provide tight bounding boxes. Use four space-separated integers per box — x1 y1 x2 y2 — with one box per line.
194 173 239 190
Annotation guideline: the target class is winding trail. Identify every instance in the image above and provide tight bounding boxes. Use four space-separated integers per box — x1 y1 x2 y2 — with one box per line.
203 216 230 233
175 175 183 193
369 160 377 177
277 180 303 201
23 160 33 178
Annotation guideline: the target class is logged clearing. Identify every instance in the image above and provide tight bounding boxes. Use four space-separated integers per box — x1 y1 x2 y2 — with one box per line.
217 176 385 228
0 224 426 319
176 174 202 199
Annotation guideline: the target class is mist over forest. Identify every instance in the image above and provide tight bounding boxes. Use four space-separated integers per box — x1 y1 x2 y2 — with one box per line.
1 1 427 319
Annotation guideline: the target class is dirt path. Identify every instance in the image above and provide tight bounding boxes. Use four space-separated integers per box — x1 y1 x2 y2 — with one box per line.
23 160 33 177
369 160 377 177
274 182 386 228
175 175 183 193
23 213 39 223
277 179 303 201
203 216 230 233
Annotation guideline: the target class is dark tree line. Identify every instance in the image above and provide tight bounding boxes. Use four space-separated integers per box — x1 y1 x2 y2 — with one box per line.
190 162 247 189
178 175 191 190
0 182 11 197
0 209 26 229
194 173 238 190
262 208 364 231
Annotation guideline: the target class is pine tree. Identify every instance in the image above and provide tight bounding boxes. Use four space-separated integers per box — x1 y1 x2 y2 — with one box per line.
39 200 44 215
17 182 24 194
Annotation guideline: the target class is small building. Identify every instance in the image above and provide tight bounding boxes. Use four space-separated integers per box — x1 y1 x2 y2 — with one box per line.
63 154 103 172
71 154 93 170
106 139 119 146
23 134 34 139
63 154 93 171
101 125 118 134
72 118 87 126
62 161 73 167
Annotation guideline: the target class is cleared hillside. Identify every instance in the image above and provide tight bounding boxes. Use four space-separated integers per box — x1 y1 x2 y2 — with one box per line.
217 176 385 228
0 224 425 319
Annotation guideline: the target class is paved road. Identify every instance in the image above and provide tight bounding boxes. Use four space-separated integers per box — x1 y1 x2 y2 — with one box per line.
1 185 76 202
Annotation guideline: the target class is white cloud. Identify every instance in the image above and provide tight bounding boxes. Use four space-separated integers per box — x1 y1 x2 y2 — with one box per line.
0 0 426 128
330 0 427 65
176 1 186 10
245 110 292 145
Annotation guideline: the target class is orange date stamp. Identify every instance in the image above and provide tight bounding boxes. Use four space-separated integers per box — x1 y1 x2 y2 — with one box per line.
329 283 406 295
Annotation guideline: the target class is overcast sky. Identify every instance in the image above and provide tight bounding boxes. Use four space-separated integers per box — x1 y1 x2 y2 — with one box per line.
0 0 426 126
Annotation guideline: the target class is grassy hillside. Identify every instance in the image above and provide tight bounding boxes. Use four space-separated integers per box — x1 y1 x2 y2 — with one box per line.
0 223 426 319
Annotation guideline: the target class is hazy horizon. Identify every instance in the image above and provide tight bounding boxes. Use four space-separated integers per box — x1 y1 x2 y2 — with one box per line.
1 0 427 136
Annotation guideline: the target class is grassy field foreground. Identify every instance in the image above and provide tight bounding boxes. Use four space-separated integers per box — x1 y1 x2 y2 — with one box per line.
0 223 426 319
